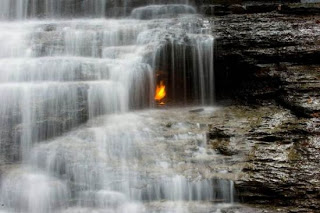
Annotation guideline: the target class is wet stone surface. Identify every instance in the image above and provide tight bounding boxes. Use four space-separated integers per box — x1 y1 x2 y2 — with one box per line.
1 105 304 213
209 8 320 211
206 103 320 212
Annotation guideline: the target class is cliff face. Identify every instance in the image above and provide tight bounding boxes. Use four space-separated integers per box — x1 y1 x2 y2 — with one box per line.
213 6 320 111
0 0 319 211
208 1 320 211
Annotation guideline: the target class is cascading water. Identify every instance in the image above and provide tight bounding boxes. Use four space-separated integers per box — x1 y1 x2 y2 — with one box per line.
0 0 193 19
0 1 233 212
0 0 108 19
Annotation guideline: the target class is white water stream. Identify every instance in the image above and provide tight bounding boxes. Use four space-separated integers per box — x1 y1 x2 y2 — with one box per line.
0 1 233 212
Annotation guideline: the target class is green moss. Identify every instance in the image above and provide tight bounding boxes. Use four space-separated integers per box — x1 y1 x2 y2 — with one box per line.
246 143 259 161
288 3 320 9
287 147 301 162
243 162 255 170
210 139 230 149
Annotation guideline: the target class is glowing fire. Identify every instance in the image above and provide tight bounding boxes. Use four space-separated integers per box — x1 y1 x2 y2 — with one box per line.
155 81 166 102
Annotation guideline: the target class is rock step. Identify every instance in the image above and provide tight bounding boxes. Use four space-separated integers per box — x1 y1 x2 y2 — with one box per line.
0 57 151 82
131 4 196 20
200 2 320 16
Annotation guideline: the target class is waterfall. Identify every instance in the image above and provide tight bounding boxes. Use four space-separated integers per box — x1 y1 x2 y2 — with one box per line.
0 1 230 213
0 0 193 19
0 0 107 19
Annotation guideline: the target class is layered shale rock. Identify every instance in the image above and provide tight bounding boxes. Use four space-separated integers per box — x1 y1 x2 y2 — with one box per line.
213 5 320 116
207 104 320 212
208 2 320 211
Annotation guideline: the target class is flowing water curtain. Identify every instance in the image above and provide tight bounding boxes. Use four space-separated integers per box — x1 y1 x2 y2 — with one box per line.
191 35 215 105
0 0 195 19
151 34 214 105
29 0 108 18
0 0 109 19
0 0 29 19
0 18 157 162
0 2 230 211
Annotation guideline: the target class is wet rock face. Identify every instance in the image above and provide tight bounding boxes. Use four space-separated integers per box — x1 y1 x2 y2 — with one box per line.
207 104 320 212
238 112 320 210
213 8 320 117
238 135 320 211
277 65 320 118
209 2 320 211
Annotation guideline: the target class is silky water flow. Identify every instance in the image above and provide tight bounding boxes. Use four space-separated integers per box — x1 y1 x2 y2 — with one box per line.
0 1 234 212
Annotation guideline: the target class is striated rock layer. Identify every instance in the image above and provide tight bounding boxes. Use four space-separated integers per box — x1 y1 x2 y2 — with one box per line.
209 2 320 212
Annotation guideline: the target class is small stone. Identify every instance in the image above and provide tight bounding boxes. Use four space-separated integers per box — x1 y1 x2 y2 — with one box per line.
189 108 204 113
165 122 172 128
208 127 230 139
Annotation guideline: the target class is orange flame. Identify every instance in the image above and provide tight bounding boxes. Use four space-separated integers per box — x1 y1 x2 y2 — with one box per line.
155 81 166 101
